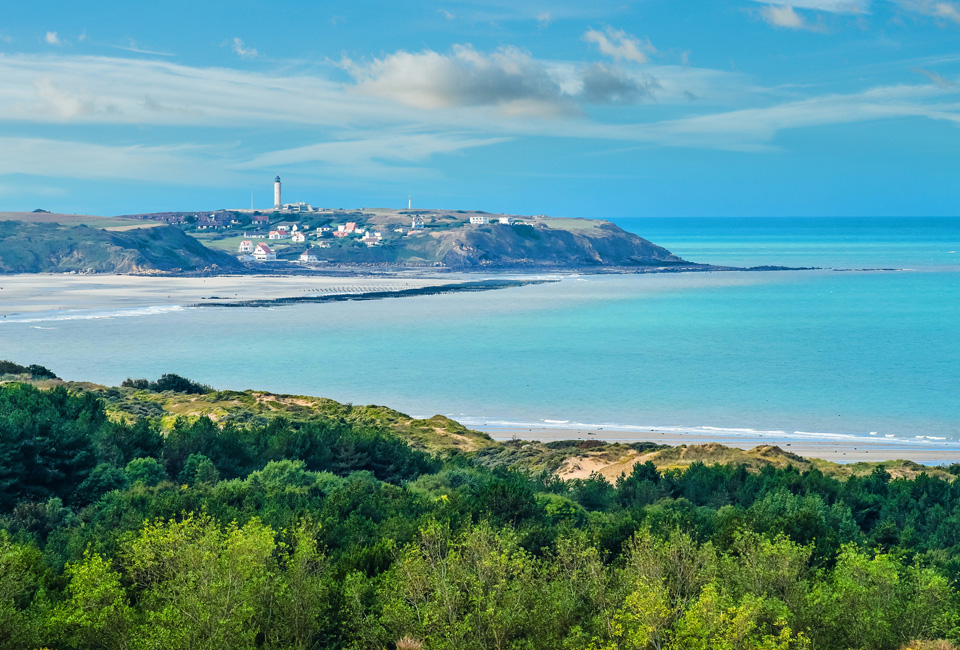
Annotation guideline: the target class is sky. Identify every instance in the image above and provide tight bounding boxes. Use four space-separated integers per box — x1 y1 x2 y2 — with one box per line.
2 0 960 217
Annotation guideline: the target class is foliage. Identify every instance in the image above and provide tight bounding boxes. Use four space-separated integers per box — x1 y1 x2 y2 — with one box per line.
1 380 960 649
121 373 212 395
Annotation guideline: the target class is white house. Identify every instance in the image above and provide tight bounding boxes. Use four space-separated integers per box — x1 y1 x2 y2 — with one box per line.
411 216 424 229
253 243 277 261
268 230 289 240
299 249 318 262
238 240 253 253
292 231 306 243
469 216 490 225
498 217 513 225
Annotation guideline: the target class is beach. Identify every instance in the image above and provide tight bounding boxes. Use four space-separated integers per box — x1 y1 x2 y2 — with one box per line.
480 426 960 465
0 273 448 317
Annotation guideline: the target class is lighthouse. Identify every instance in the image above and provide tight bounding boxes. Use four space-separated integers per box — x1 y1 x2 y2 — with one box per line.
274 175 282 210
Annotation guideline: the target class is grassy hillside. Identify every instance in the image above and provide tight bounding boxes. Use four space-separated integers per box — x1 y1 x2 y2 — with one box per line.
0 220 243 274
20 375 947 481
195 208 692 269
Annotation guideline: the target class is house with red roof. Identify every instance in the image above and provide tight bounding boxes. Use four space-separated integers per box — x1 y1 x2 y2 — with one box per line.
253 243 276 261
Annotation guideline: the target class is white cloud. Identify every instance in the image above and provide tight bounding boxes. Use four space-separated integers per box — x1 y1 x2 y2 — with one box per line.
536 11 552 25
894 0 960 23
78 30 87 43
583 27 655 64
230 37 258 58
45 32 62 45
761 5 810 27
438 8 456 20
33 78 94 119
342 45 575 117
0 50 958 187
751 0 869 12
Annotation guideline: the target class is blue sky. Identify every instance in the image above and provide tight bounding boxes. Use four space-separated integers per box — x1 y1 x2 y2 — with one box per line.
2 0 960 217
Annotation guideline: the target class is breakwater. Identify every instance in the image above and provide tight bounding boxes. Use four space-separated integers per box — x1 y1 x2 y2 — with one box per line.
191 278 556 308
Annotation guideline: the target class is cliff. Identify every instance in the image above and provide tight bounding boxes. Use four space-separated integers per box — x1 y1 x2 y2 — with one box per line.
0 221 243 274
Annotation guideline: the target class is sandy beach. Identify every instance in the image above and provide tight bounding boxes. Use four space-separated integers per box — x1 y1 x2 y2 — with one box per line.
480 426 960 465
0 273 448 317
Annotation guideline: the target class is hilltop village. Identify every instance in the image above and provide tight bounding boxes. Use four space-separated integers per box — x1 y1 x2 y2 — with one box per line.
114 176 688 270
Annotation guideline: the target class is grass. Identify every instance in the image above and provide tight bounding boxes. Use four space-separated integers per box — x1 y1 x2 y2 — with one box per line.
10 378 952 481
0 212 159 230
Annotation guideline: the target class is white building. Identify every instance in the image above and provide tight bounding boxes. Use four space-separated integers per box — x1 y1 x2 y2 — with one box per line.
469 215 490 225
299 248 318 262
292 231 306 243
274 175 282 210
498 217 513 225
411 216 424 229
238 240 253 253
268 230 289 240
253 243 277 261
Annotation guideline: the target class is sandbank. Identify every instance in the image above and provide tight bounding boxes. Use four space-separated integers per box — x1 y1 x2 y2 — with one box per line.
0 273 448 317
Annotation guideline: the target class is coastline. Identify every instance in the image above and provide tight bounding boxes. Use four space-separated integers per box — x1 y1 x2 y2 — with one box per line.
0 273 450 317
476 424 960 465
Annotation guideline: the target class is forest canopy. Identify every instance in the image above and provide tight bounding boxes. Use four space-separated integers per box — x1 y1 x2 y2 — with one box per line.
1 376 959 650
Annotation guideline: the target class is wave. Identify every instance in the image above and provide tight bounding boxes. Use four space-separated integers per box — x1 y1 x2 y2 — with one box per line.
456 416 960 446
1 305 185 324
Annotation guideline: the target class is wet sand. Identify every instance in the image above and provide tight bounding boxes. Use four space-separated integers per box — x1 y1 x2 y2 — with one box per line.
479 426 960 465
0 274 448 317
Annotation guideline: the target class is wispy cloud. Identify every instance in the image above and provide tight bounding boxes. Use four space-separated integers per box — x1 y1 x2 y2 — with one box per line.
0 137 234 185
235 133 511 180
45 32 62 45
912 67 957 86
229 37 258 58
103 39 174 56
583 26 655 64
758 4 831 30
751 0 870 12
0 50 958 186
894 0 960 24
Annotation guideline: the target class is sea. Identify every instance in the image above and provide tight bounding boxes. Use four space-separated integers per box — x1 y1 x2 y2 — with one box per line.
1 217 958 446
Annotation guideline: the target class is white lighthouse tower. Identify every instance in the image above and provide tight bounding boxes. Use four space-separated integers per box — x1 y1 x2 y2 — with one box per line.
274 175 282 211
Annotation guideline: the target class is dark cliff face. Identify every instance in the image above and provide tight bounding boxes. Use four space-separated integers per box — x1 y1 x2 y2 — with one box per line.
0 222 243 274
432 221 686 269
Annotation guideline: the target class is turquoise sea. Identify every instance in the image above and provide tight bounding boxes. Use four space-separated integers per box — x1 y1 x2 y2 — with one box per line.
1 217 958 443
